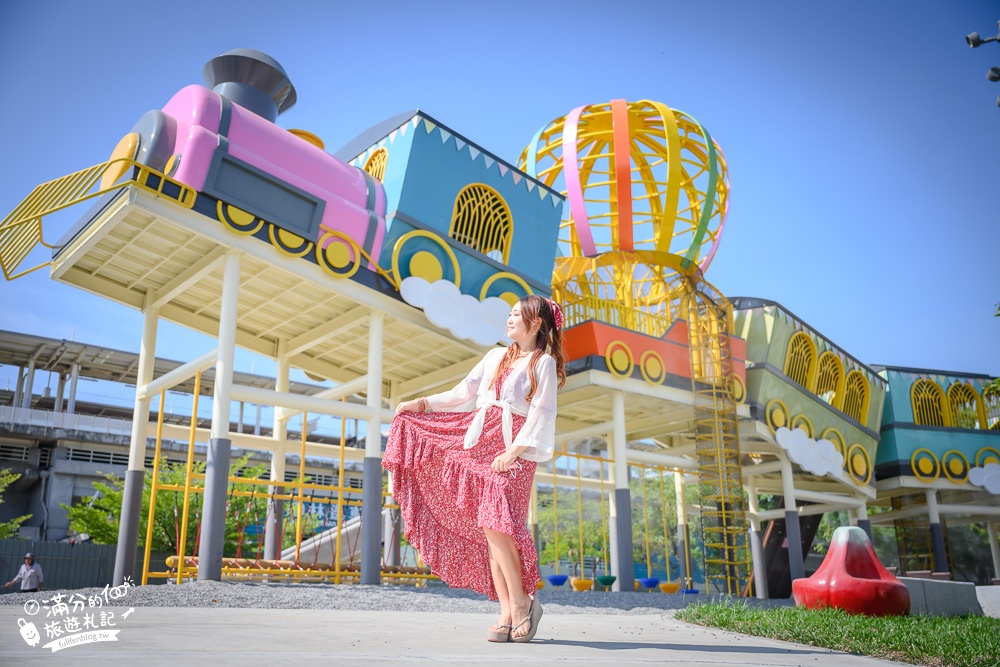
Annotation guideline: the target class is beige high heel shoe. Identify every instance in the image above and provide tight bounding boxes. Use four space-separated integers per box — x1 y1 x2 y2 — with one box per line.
510 599 543 643
486 624 511 643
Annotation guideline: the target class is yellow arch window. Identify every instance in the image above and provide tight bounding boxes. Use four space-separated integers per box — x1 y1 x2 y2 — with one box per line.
842 370 870 426
449 184 513 264
947 383 983 429
815 352 844 406
984 392 1000 430
783 332 816 389
363 148 388 182
911 379 950 427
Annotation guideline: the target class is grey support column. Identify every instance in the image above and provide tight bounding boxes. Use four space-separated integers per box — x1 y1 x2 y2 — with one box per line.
55 373 66 412
856 503 873 543
113 304 159 585
12 366 24 410
610 391 634 592
925 490 949 573
198 249 241 581
781 455 805 581
360 311 385 585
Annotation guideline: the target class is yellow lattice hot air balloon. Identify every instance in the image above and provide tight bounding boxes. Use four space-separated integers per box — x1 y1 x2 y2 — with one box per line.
520 99 729 267
519 99 730 336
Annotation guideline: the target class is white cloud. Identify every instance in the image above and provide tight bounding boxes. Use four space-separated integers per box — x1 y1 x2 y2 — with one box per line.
968 463 1000 495
399 277 511 347
775 426 845 478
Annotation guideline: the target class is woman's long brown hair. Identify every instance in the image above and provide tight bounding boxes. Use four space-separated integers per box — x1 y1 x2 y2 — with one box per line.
489 295 566 402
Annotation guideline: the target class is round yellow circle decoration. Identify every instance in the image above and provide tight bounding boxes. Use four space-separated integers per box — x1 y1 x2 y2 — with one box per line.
604 341 634 379
975 447 1000 468
325 242 352 269
846 443 872 486
941 450 969 483
639 350 665 385
409 251 443 283
910 448 939 483
731 375 746 404
765 399 789 432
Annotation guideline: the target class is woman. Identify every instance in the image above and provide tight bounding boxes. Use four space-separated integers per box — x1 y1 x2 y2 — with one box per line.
383 294 566 643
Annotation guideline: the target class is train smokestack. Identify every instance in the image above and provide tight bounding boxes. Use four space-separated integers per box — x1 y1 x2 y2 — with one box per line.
203 49 297 123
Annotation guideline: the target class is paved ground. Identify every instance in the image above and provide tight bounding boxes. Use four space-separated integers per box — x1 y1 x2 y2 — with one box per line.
0 606 907 666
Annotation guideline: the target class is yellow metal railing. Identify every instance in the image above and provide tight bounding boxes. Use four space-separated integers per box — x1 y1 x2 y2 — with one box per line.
562 295 672 337
0 158 196 280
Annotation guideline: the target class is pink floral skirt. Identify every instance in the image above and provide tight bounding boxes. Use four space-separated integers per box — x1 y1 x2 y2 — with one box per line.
382 406 539 600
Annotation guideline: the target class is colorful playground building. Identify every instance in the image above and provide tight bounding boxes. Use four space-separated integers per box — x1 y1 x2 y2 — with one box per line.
1 50 997 597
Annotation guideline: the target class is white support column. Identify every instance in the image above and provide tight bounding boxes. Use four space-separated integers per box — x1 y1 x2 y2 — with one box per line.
361 311 386 585
21 359 36 409
674 470 691 590
746 477 766 599
113 303 159 585
609 390 634 592
856 502 873 542
199 249 241 581
780 454 806 581
66 363 80 414
265 347 290 560
988 522 1000 582
54 373 66 413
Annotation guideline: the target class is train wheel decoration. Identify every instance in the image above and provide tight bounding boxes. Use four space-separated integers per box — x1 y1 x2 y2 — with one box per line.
479 272 534 306
316 231 362 279
730 374 746 404
638 350 665 385
268 225 314 258
975 446 1000 468
910 448 940 483
217 201 266 236
790 414 814 438
941 449 970 483
604 341 634 379
821 427 845 458
391 230 461 288
846 443 872 486
765 399 789 432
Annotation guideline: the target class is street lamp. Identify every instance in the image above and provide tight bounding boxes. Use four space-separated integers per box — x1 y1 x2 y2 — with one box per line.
966 20 1000 107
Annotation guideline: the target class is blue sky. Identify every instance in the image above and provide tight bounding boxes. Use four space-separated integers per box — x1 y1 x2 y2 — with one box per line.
1 0 998 411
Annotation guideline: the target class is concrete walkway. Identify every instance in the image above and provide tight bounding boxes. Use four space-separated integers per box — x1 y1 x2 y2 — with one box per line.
0 606 905 666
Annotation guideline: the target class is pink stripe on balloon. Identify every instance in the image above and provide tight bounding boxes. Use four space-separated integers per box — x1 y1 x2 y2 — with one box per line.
611 99 633 252
562 105 597 256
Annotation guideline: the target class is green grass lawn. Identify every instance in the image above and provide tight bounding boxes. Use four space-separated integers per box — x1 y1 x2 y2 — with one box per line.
675 602 1000 667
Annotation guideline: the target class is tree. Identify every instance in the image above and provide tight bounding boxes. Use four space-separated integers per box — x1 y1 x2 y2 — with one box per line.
0 469 31 539
64 454 321 557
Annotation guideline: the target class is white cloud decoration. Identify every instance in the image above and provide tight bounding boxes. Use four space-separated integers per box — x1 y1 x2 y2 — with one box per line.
400 277 511 347
968 463 1000 495
775 426 845 478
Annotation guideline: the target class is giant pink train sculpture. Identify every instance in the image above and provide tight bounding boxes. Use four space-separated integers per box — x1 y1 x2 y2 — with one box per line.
103 49 386 268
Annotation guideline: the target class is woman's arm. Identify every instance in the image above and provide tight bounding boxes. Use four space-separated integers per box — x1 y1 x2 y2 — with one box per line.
421 348 502 413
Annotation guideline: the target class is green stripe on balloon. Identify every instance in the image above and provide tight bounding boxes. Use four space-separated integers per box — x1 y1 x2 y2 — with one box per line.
679 114 717 269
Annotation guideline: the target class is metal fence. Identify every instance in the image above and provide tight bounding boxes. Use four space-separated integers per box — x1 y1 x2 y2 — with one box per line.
0 539 169 591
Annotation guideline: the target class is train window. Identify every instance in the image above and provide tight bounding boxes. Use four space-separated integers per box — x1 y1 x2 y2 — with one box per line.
911 379 949 427
449 184 513 264
815 351 843 406
364 148 388 182
947 382 982 429
783 332 816 389
842 370 869 426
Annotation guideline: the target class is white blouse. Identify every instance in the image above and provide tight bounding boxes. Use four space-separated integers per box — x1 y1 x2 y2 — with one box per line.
425 347 557 462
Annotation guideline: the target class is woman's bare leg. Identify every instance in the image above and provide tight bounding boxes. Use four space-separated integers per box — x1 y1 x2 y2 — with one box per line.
483 527 532 639
487 543 512 634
